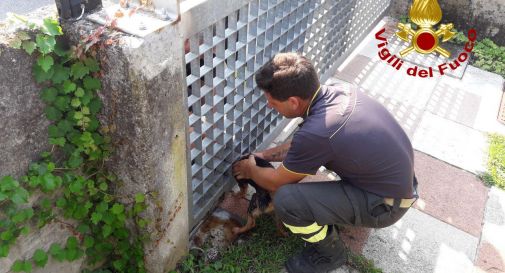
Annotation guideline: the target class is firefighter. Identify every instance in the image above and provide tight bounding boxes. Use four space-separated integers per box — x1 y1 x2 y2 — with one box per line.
232 52 418 273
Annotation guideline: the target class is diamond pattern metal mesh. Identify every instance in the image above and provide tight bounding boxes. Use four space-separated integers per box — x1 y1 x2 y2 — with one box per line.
184 0 391 227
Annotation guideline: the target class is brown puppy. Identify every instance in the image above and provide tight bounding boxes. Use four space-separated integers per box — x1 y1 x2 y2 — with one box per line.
231 155 288 237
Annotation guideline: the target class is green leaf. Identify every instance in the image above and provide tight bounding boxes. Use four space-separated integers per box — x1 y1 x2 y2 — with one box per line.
33 63 54 83
1 230 13 240
83 76 101 90
21 40 36 55
51 64 70 84
8 37 22 49
20 226 30 235
54 96 70 111
45 106 62 121
65 248 81 261
99 182 108 191
113 260 125 271
0 244 9 258
57 119 73 134
84 236 95 248
17 31 31 41
111 203 124 215
81 106 90 115
96 201 108 212
80 90 93 106
42 18 63 36
102 212 114 224
42 173 56 191
71 98 81 108
77 224 90 234
48 125 62 138
74 111 83 120
56 197 67 208
88 98 102 114
37 55 54 72
35 34 56 54
75 87 85 97
1 176 19 191
49 137 66 147
23 261 32 272
102 225 113 238
135 193 145 203
87 117 100 132
33 249 48 267
11 187 29 204
12 211 26 223
11 260 24 272
91 212 102 225
40 87 58 103
27 208 35 219
84 57 100 72
69 179 83 193
67 153 83 168
0 192 7 201
71 62 89 79
49 243 62 255
27 175 41 188
138 218 147 228
66 236 78 249
63 80 77 94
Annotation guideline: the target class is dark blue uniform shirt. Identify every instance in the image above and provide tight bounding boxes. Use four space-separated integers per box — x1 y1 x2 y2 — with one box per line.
282 82 415 198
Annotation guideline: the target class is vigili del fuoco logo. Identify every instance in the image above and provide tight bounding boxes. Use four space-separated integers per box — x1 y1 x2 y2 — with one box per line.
375 0 477 77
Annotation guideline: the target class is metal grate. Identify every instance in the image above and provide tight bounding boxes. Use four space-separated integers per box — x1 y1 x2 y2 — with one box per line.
305 0 391 82
185 0 317 226
184 0 391 228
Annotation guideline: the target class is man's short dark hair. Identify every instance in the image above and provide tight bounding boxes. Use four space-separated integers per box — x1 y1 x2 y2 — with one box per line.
255 53 320 101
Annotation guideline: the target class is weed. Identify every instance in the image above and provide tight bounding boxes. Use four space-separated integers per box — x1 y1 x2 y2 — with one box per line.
483 134 505 189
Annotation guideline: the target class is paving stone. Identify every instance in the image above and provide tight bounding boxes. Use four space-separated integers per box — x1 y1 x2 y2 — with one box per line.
332 55 374 85
413 151 488 237
426 81 481 128
475 187 505 273
412 111 488 174
363 208 478 273
438 66 505 135
474 241 505 273
357 57 440 110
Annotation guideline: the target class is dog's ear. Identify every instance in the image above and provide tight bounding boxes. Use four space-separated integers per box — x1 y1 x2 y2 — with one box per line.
253 156 274 169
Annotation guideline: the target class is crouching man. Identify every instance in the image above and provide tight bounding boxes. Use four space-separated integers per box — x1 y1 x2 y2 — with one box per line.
233 52 418 273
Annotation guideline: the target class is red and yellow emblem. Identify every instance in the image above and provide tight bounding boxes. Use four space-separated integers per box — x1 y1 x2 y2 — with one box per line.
396 0 456 58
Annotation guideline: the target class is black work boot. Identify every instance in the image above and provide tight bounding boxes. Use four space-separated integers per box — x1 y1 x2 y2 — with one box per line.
285 225 347 273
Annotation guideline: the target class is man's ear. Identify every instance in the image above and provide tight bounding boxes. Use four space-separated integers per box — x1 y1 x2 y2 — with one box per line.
287 96 301 110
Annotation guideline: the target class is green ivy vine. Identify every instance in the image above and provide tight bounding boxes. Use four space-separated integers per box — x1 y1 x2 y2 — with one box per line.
2 15 148 273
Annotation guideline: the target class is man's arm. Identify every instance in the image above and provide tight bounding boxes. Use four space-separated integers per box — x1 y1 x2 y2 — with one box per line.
232 155 307 192
254 140 292 162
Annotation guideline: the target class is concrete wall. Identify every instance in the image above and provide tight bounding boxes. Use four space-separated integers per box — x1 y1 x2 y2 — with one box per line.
389 0 505 45
0 8 91 273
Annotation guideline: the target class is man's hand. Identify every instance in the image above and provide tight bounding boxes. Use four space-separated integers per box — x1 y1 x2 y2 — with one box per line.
232 155 257 180
252 152 265 160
